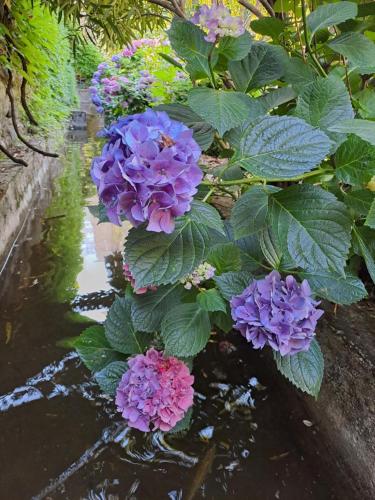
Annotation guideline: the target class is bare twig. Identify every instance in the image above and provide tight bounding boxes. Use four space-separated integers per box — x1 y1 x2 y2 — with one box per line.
6 70 59 158
238 0 264 18
0 142 28 166
258 0 275 17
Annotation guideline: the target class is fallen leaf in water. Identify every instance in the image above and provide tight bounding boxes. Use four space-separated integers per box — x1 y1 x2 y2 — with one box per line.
4 321 12 344
303 419 313 427
269 451 290 461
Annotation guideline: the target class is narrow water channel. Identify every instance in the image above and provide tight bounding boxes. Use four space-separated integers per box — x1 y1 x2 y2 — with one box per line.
0 128 351 499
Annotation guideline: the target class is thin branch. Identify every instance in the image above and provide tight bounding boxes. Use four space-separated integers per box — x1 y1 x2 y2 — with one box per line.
238 0 264 18
18 53 39 126
171 0 186 18
258 0 275 17
146 0 180 15
0 142 28 166
6 70 59 158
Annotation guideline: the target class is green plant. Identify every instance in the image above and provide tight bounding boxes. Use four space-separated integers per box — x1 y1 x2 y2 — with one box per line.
74 42 103 82
70 1 375 432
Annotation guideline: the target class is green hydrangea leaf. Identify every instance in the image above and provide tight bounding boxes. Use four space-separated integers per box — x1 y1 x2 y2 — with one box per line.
295 76 354 146
335 135 375 186
232 115 331 179
268 185 351 274
299 270 367 305
307 1 357 41
231 185 280 239
131 284 188 333
74 326 124 372
214 270 253 301
95 360 128 396
228 42 284 92
328 32 375 74
197 288 227 313
124 218 210 288
274 339 324 398
105 296 151 354
161 303 211 357
188 88 257 136
207 242 242 274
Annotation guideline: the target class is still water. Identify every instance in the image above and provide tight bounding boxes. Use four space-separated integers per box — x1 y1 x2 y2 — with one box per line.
0 130 351 499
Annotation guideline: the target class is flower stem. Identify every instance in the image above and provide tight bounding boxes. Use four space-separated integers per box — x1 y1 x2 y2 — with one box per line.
201 167 331 187
301 0 327 77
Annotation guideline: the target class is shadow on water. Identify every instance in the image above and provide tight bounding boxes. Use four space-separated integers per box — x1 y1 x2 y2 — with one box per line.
0 121 351 500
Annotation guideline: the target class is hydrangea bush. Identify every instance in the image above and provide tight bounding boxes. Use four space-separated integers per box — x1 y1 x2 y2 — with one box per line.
89 37 190 122
73 1 375 433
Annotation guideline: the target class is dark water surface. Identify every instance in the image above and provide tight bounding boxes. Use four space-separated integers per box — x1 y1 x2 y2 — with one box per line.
0 131 350 500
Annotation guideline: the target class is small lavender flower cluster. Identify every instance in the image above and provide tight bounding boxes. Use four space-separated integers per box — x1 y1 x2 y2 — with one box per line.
230 271 324 356
191 3 245 43
91 109 202 233
123 263 157 294
180 262 216 290
116 349 194 432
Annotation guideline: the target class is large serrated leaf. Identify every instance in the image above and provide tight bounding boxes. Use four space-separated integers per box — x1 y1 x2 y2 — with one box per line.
197 289 227 313
299 271 367 305
344 189 375 215
231 185 280 239
335 135 375 186
105 296 151 354
207 242 242 274
161 303 211 357
328 32 375 74
124 218 210 288
189 200 225 235
365 199 375 229
167 18 215 82
232 115 331 179
95 360 128 396
274 339 324 397
74 326 123 372
307 1 357 41
217 32 252 61
352 226 375 283
269 185 351 274
155 103 215 151
131 284 187 333
188 88 256 136
214 270 253 301
250 17 286 40
259 86 297 112
283 57 317 92
329 119 375 146
228 42 284 92
295 76 354 145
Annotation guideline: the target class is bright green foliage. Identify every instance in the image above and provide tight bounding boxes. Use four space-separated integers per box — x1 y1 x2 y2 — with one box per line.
74 42 103 81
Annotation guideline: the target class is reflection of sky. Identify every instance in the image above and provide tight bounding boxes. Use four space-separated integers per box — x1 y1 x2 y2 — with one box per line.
76 206 130 297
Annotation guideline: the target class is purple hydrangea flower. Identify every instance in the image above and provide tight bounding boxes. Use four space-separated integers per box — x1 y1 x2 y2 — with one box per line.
230 271 324 356
91 109 202 233
191 3 245 43
115 349 194 432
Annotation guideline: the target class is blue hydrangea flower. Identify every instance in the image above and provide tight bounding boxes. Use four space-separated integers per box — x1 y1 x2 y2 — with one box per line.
91 109 202 233
230 271 324 356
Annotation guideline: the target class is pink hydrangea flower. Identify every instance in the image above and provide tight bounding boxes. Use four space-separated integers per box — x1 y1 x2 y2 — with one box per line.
116 349 194 432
